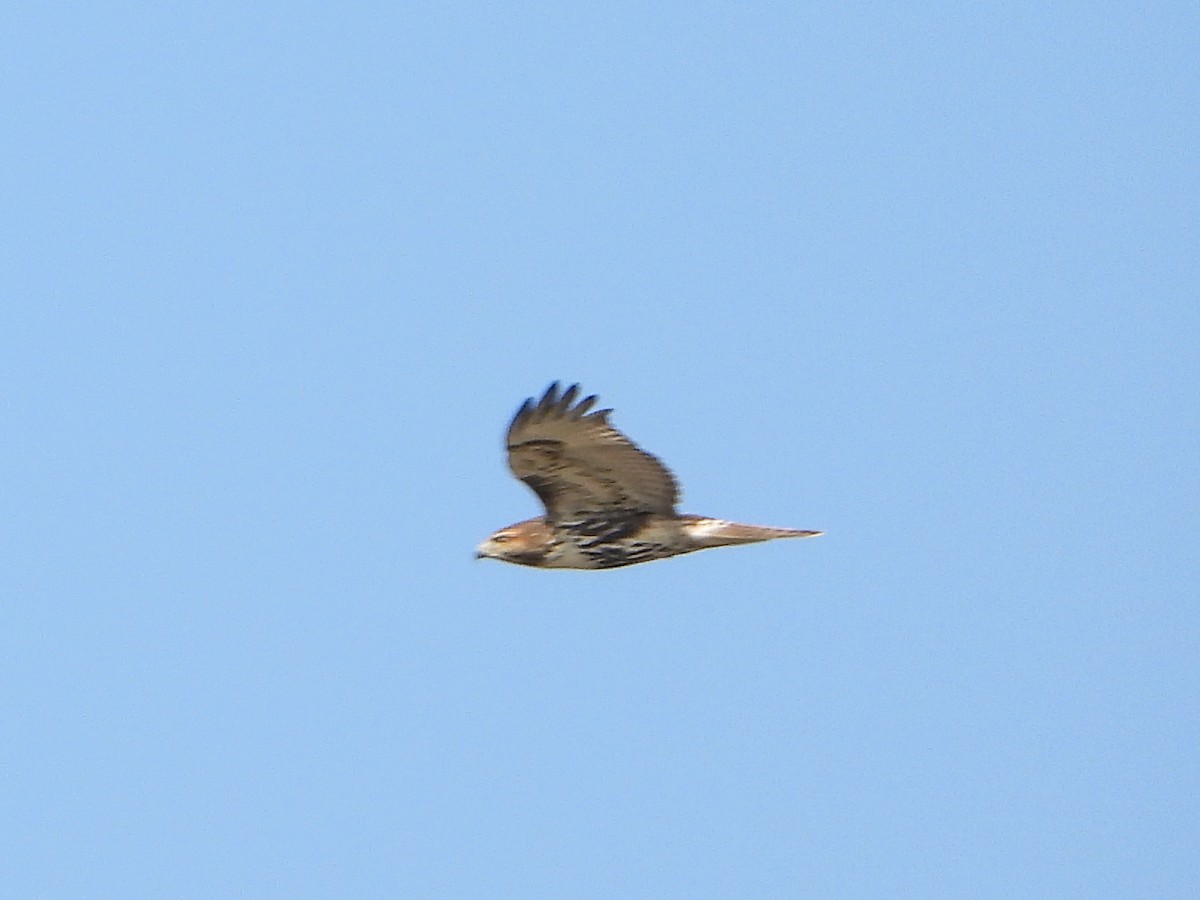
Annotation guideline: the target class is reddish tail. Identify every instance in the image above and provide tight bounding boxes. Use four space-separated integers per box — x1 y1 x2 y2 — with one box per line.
681 516 823 549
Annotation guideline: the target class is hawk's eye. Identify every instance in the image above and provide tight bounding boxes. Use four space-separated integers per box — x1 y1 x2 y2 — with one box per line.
494 534 510 543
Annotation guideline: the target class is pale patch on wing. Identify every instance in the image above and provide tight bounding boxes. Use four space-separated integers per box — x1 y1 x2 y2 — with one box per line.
680 517 733 540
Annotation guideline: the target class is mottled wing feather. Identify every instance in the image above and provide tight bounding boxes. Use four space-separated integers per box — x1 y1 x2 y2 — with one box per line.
506 382 679 522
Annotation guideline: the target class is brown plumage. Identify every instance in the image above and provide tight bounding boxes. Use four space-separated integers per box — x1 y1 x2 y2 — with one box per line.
476 383 823 569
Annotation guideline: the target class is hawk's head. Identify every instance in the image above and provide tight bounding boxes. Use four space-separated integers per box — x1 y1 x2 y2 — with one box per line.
475 517 554 567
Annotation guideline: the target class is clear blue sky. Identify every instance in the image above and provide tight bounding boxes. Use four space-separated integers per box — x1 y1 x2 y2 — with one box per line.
3 3 1196 897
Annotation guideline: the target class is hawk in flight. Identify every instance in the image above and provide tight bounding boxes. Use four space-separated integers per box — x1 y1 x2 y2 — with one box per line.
476 383 822 569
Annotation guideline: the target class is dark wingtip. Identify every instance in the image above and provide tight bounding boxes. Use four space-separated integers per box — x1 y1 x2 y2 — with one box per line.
533 381 597 417
558 383 580 412
573 394 599 417
521 381 601 423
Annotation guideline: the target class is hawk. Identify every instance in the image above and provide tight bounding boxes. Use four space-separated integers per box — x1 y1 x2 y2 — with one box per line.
476 382 822 569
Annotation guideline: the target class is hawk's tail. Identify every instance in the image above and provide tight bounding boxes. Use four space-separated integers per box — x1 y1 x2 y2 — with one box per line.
681 516 823 549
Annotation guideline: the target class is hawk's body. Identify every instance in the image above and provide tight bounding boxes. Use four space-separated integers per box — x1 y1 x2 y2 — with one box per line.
476 383 822 569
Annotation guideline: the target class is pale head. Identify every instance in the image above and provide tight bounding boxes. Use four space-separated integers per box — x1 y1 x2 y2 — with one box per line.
475 517 554 566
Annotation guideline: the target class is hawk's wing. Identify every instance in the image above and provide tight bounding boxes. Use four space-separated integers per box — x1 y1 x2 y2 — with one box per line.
506 382 679 524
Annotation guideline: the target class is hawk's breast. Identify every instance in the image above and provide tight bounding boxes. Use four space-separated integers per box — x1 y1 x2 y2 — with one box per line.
543 515 690 569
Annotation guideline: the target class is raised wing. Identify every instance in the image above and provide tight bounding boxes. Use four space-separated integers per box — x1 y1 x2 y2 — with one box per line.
506 382 679 523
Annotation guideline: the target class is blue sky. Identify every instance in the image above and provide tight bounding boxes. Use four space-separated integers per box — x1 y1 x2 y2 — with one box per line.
2 2 1197 897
